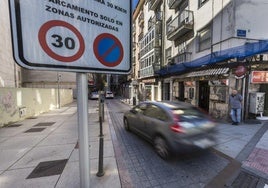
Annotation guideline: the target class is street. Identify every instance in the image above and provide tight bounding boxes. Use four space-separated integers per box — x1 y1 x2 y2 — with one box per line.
0 99 267 188
106 99 229 188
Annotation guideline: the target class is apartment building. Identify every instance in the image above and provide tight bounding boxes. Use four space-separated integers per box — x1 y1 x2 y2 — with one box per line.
132 0 268 120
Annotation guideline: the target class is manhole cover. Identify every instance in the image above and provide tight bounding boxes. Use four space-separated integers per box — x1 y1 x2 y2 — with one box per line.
27 159 68 179
24 128 46 133
34 122 55 127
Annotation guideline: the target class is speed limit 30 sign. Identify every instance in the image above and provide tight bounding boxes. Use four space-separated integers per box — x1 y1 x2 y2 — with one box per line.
9 0 131 74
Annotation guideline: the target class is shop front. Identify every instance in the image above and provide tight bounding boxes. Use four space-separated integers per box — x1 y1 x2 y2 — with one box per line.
168 62 268 121
139 78 161 101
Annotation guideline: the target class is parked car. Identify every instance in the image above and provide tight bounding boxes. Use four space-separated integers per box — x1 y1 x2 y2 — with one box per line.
89 92 99 100
123 101 217 160
105 91 114 99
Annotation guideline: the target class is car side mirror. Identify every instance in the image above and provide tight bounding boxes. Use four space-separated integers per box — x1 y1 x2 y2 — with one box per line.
130 109 137 114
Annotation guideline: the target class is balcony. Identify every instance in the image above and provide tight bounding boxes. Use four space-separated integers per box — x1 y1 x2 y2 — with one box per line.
173 52 192 64
138 12 144 25
140 65 154 78
148 12 162 29
168 0 186 9
148 0 162 11
138 31 144 41
167 10 194 41
132 25 136 35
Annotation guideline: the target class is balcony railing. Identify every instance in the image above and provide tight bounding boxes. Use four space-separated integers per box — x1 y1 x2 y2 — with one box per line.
167 10 194 41
168 0 186 9
148 0 162 11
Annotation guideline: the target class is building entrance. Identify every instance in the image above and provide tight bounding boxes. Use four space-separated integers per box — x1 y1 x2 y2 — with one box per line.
198 81 210 112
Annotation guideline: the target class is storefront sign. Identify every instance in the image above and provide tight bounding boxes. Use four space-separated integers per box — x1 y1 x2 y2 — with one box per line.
235 65 247 79
142 79 156 83
251 71 268 83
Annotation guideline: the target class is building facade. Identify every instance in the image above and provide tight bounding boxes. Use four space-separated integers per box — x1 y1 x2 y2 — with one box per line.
132 0 268 120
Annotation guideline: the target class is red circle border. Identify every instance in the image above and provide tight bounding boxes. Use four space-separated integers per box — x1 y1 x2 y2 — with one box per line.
38 20 85 63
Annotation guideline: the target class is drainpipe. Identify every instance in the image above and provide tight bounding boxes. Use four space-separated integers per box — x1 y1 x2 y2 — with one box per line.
170 79 173 101
161 0 166 101
241 76 246 121
244 66 251 120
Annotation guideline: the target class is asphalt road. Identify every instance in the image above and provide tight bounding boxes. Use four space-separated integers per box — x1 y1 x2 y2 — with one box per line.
106 99 229 188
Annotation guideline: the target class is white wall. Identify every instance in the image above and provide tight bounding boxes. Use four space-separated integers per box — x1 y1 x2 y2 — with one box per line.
0 87 73 127
235 0 268 40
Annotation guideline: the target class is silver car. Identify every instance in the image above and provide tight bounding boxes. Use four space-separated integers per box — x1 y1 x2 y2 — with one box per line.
123 101 217 160
89 92 99 100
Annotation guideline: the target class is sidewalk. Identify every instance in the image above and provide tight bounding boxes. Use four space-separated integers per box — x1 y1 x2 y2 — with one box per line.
207 120 268 187
0 100 120 188
0 100 267 187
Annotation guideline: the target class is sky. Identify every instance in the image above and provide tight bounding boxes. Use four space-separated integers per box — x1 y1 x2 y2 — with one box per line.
132 0 138 9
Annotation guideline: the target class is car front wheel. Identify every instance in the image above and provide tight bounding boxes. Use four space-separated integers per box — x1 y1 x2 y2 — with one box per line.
154 136 170 160
124 118 130 131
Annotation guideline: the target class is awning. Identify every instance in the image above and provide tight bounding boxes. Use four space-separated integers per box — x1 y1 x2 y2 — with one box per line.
186 67 229 77
157 40 268 76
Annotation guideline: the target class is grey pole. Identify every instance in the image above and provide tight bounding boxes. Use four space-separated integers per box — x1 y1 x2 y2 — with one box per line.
77 73 90 188
57 72 61 109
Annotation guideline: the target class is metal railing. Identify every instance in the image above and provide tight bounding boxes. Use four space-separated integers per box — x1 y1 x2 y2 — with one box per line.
167 10 194 38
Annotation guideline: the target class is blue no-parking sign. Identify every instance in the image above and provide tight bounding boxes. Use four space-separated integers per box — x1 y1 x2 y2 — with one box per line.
9 0 131 74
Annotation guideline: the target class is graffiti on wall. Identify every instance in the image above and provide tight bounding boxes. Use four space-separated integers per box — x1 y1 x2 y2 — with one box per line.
0 91 17 117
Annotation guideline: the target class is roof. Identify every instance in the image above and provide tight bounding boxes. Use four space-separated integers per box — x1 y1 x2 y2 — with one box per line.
186 67 229 77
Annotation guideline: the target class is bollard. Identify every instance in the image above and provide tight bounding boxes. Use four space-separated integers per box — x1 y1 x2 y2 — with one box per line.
96 116 104 177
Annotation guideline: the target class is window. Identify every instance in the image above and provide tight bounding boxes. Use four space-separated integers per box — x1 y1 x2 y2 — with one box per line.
166 47 172 59
198 24 212 51
166 17 172 34
166 47 172 65
144 105 168 121
198 0 209 8
133 103 147 114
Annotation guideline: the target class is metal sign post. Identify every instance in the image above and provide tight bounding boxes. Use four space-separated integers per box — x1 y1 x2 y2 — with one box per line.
9 0 131 187
77 73 90 187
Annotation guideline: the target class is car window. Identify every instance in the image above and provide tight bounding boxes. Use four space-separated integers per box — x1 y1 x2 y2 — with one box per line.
133 103 147 114
144 105 168 121
172 107 206 121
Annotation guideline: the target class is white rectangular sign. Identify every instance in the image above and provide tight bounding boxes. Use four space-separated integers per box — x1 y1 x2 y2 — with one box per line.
9 0 131 74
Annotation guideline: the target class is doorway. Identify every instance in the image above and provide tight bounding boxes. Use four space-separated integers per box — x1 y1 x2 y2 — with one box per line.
198 81 210 112
178 82 185 101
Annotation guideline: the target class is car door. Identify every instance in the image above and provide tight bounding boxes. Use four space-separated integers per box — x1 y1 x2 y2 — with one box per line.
127 103 147 135
142 104 169 140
